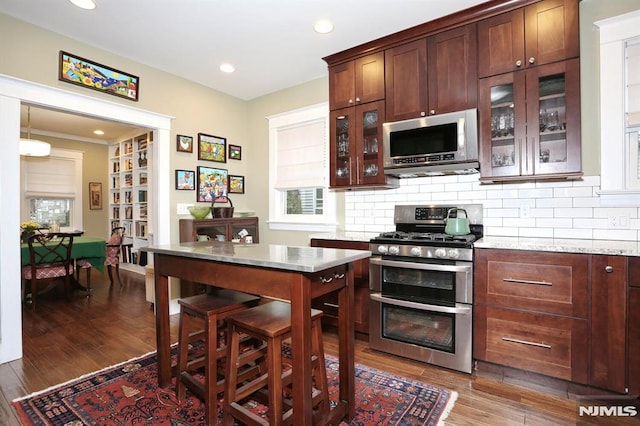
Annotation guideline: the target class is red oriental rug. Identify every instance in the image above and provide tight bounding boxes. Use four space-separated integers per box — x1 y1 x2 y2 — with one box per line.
13 346 457 425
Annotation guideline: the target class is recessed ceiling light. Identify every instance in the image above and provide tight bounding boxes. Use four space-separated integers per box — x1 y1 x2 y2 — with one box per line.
314 20 334 34
69 0 96 10
219 63 235 73
94 130 104 135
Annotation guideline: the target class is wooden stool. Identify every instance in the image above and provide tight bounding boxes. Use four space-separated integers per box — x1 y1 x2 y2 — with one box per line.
175 289 260 426
222 300 329 426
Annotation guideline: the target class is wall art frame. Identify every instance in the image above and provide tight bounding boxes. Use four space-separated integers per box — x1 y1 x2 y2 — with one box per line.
58 51 139 101
176 135 193 153
197 166 228 202
229 175 245 194
89 182 103 210
175 169 195 190
197 133 226 163
229 144 242 160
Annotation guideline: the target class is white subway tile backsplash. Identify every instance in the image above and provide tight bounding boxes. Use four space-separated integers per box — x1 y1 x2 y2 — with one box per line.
343 174 639 241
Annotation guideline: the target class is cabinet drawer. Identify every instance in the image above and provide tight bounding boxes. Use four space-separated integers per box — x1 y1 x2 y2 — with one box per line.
475 249 588 317
474 305 588 383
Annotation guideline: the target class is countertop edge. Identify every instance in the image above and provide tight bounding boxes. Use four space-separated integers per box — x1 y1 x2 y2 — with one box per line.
475 237 640 257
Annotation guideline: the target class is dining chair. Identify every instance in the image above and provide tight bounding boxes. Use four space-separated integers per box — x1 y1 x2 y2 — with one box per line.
21 232 75 309
105 226 126 286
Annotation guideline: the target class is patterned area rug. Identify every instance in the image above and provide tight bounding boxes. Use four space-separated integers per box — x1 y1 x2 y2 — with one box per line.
13 346 457 425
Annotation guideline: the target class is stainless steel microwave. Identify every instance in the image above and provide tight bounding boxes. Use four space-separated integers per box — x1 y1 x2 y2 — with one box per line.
382 108 479 176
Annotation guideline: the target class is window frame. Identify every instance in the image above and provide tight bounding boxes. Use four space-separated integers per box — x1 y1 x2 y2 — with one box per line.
267 102 337 232
596 10 640 205
21 148 83 231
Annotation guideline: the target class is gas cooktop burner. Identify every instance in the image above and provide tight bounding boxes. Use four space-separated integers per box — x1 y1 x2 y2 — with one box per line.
374 231 477 245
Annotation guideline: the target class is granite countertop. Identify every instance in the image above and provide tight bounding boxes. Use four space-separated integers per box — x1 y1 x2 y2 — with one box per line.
143 241 372 273
309 232 379 243
475 236 640 257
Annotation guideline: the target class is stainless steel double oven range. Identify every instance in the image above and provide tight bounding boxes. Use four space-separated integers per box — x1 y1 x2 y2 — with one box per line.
368 204 482 374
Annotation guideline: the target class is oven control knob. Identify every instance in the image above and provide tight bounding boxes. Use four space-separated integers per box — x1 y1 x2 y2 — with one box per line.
434 248 447 258
377 245 388 254
448 249 460 259
389 246 400 255
410 247 422 256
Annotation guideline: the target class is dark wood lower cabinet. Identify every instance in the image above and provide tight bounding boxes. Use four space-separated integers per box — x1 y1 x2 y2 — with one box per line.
628 288 640 395
310 239 370 339
590 255 627 393
475 248 633 394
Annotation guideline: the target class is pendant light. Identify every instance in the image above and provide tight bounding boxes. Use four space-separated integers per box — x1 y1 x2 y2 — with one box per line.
20 106 51 157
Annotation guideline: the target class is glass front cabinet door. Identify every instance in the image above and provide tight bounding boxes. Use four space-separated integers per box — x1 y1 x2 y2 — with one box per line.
480 58 581 181
330 100 387 188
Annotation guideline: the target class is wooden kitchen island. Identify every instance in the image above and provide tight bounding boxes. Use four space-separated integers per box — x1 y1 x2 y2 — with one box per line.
144 241 371 425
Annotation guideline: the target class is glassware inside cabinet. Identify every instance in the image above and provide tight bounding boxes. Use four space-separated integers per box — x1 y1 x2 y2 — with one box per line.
538 73 567 164
336 114 350 157
490 84 515 167
336 159 350 178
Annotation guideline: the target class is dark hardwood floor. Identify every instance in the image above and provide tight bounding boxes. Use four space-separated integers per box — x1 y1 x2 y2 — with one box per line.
1 269 637 425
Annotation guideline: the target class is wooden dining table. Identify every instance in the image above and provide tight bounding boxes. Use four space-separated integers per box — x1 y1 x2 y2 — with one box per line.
144 241 371 426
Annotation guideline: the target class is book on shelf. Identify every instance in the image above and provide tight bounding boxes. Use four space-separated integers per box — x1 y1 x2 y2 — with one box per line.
139 173 148 185
138 190 147 202
124 173 133 186
112 176 120 189
124 191 132 204
125 207 133 219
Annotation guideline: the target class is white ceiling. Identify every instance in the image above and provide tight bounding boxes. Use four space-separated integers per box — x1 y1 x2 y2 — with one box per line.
4 0 490 140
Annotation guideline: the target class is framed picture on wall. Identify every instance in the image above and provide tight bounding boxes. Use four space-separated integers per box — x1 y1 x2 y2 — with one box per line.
229 144 242 160
197 133 226 163
175 170 195 190
89 182 102 210
177 135 193 153
229 175 245 194
196 166 228 202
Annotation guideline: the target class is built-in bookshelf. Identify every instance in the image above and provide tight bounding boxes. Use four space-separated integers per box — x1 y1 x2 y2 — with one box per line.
108 132 153 273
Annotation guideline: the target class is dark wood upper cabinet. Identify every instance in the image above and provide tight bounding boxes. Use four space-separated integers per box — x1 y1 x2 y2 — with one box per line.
329 52 384 110
384 39 428 122
478 0 579 78
427 24 478 115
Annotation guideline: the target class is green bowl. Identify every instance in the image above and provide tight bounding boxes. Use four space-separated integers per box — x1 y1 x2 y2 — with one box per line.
188 206 211 219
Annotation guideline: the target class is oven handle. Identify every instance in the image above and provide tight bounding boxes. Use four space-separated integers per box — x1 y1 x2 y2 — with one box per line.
370 257 472 273
370 292 472 315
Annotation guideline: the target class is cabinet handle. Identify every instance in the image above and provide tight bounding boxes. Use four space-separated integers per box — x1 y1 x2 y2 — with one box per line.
334 272 345 279
503 277 552 286
605 265 614 273
528 57 535 64
320 276 334 284
502 336 551 349
515 60 523 67
355 97 361 103
420 111 426 117
348 99 354 104
430 110 436 115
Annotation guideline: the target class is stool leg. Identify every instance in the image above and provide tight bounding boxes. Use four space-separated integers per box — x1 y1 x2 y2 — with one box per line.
176 309 191 401
222 323 241 426
205 313 218 426
312 319 329 422
268 335 284 426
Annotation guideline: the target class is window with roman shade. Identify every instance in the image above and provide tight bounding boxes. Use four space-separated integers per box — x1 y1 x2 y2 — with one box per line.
21 148 83 230
268 103 336 231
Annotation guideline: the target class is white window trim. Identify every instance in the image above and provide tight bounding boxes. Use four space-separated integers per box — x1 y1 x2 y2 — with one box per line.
267 102 337 232
21 147 83 231
595 9 640 206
